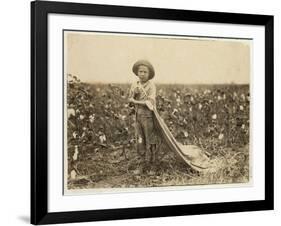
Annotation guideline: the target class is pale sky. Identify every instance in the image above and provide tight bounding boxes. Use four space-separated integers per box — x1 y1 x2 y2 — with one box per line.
65 31 251 84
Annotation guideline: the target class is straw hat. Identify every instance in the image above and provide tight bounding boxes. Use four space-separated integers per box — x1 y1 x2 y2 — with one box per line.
132 60 155 79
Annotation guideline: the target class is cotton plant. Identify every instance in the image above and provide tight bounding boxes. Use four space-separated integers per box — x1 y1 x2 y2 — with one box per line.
66 74 250 187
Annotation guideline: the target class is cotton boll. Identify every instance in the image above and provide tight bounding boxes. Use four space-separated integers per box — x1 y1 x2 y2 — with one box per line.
218 133 224 140
172 108 178 115
204 89 210 95
72 131 77 139
67 108 75 118
89 114 95 123
73 145 79 161
212 114 217 120
99 134 106 143
70 170 77 179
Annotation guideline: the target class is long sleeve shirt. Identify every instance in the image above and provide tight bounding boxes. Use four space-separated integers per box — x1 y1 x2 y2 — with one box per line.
129 80 156 116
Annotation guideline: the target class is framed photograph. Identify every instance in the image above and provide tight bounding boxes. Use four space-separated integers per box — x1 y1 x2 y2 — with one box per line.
31 0 274 224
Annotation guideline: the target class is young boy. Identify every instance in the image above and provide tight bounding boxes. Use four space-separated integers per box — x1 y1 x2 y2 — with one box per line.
128 60 157 173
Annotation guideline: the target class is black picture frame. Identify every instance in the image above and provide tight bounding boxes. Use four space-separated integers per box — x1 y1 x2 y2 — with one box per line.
31 0 274 224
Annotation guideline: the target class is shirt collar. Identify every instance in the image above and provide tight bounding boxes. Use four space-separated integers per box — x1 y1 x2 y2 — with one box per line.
138 80 150 88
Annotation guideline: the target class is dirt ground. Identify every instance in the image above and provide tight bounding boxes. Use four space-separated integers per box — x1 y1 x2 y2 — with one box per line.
67 143 249 190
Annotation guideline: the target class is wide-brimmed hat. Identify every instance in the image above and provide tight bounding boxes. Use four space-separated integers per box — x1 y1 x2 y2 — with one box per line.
132 60 155 79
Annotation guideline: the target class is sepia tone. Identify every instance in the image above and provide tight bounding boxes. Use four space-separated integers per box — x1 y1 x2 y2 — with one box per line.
64 31 251 193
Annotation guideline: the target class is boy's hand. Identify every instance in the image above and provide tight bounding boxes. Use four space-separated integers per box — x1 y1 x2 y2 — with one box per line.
128 97 136 104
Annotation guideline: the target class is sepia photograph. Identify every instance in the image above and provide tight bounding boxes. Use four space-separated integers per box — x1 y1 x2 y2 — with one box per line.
64 30 251 193
31 2 273 223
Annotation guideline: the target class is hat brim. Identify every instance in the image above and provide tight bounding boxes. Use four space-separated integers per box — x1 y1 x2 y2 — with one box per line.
132 60 155 79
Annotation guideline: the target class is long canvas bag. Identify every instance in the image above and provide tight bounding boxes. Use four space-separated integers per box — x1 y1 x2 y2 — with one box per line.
137 81 210 171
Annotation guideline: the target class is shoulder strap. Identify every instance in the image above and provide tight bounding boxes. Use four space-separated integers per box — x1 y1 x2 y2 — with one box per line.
137 81 155 111
137 81 148 98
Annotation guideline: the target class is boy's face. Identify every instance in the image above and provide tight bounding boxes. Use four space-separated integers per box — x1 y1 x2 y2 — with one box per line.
137 65 150 82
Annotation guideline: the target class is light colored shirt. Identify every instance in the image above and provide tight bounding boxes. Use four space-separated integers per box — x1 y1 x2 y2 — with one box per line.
129 80 156 115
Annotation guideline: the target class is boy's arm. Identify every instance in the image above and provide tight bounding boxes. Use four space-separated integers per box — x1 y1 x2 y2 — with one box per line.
128 83 135 103
133 82 156 109
128 83 146 105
